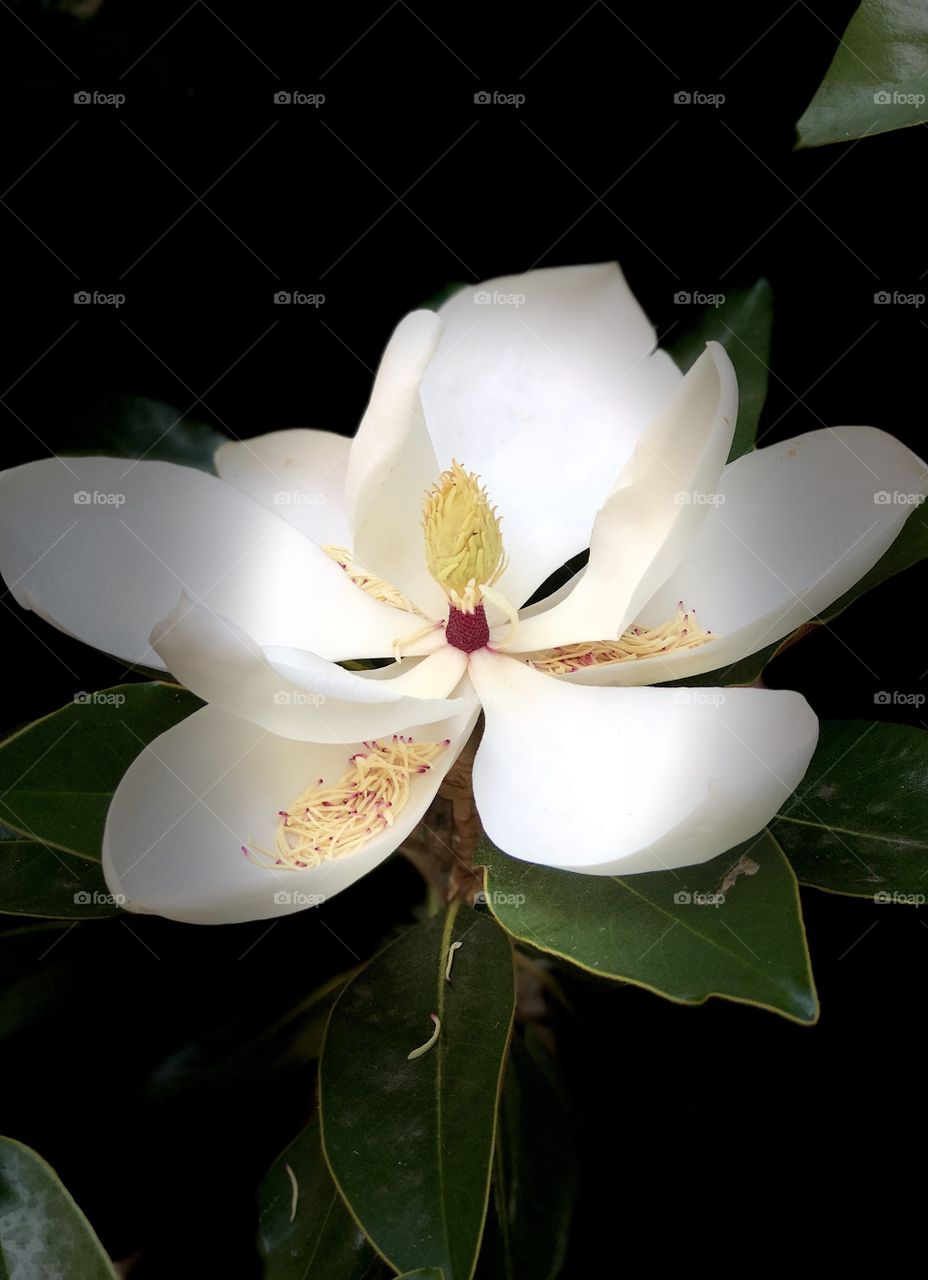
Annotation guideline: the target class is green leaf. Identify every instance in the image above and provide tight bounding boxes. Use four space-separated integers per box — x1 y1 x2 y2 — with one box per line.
772 720 928 899
396 1272 444 1279
66 394 225 472
257 1116 376 1280
320 905 515 1279
796 0 928 147
0 824 116 918
0 1136 117 1278
0 683 201 861
479 832 818 1024
668 280 773 463
478 1035 575 1280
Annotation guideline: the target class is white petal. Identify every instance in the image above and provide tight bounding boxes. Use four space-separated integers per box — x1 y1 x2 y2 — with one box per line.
345 311 446 616
215 428 351 546
507 342 736 652
600 425 928 685
420 263 682 608
151 595 465 742
469 650 818 874
0 457 425 667
103 687 481 925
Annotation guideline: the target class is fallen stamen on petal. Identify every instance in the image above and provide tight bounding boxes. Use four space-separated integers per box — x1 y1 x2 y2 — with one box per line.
407 1013 441 1060
524 604 716 675
322 545 426 616
246 736 450 871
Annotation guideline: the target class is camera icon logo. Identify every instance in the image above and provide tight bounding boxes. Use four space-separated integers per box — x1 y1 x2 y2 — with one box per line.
873 291 891 304
673 290 692 304
274 91 292 104
274 291 292 304
874 690 891 704
74 290 91 304
74 90 91 104
474 91 491 104
873 90 891 105
674 91 692 104
673 890 692 905
73 490 91 504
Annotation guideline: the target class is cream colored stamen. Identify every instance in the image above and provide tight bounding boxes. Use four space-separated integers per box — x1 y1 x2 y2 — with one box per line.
524 604 715 675
323 545 426 616
245 735 450 871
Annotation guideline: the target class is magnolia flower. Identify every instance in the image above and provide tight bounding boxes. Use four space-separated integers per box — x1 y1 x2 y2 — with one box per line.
1 265 924 924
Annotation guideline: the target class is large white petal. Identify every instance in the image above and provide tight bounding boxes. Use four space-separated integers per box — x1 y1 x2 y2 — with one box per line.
345 310 446 616
103 686 481 925
0 457 425 668
420 263 682 608
507 342 737 651
151 596 465 742
563 425 928 686
469 650 818 874
215 428 351 546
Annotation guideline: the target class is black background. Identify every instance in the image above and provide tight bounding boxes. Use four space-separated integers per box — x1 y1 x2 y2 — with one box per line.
1 2 925 1275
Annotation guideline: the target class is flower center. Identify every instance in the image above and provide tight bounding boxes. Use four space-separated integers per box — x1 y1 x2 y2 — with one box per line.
244 735 450 872
422 460 507 612
445 602 490 653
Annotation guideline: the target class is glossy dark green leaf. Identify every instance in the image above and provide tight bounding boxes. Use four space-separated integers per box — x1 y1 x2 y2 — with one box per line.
479 832 818 1024
0 1136 116 1278
796 0 928 147
66 394 225 473
320 905 515 1279
257 1116 375 1280
668 280 772 462
0 683 202 860
772 720 928 899
478 1035 575 1280
0 825 116 918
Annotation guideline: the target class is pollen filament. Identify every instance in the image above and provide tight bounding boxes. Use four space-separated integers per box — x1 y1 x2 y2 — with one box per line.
322 545 425 616
245 735 451 871
524 604 715 675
